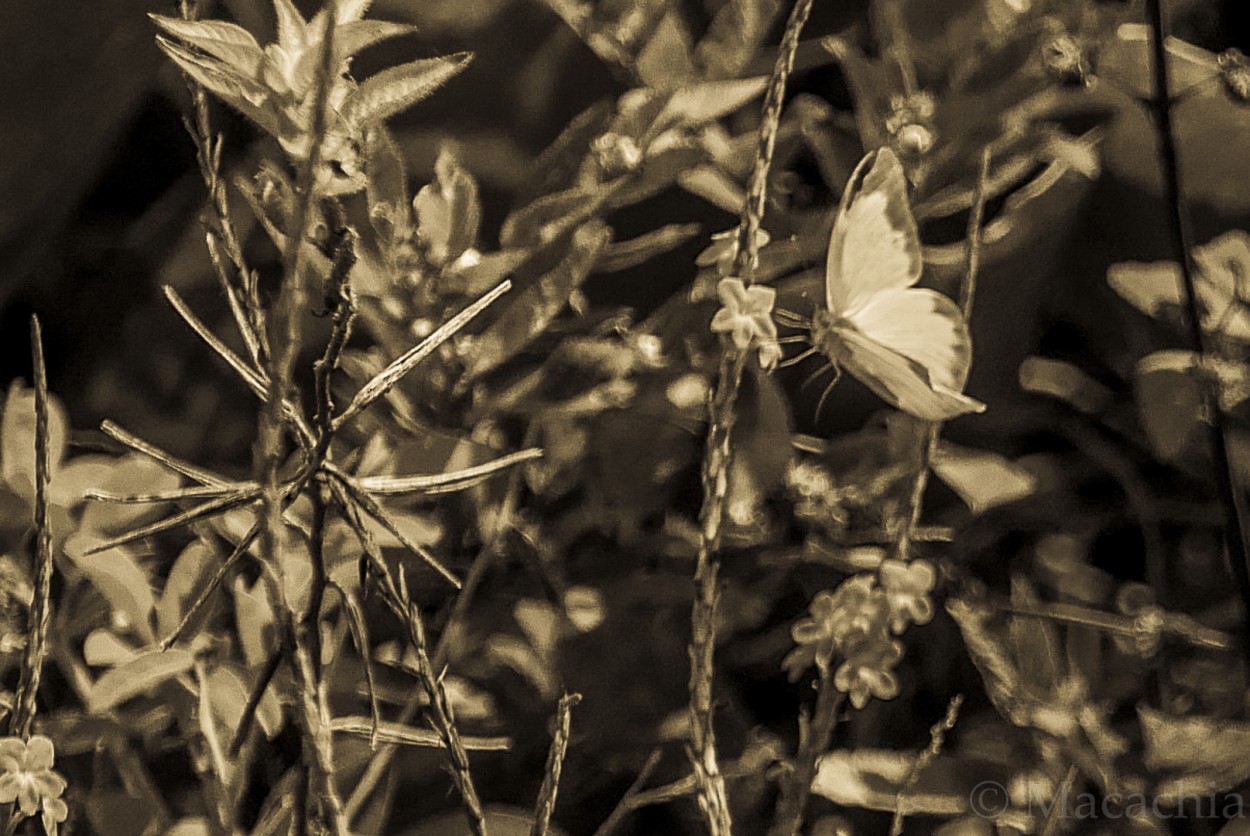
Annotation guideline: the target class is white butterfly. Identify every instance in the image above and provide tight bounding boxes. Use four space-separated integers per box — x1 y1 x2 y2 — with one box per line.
781 148 986 422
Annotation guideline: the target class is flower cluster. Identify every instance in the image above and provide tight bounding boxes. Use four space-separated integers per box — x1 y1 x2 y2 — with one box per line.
710 278 781 370
783 559 937 709
0 736 68 835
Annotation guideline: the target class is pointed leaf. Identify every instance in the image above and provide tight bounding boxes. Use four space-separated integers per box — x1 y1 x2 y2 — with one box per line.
334 280 511 429
155 38 283 139
88 648 195 713
594 223 702 273
343 53 473 128
654 76 768 135
359 448 543 495
148 15 264 75
930 443 1036 513
273 0 307 49
696 0 782 80
337 0 374 25
946 597 1026 725
636 8 696 87
366 124 410 246
334 20 417 63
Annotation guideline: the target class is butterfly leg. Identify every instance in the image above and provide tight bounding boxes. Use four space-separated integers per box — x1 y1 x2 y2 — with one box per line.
778 346 819 369
801 363 835 391
773 308 811 328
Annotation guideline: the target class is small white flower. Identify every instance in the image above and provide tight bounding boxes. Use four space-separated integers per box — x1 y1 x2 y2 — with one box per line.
710 278 780 369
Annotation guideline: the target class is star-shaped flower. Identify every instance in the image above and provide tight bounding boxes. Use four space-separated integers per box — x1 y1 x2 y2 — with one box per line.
710 278 780 368
878 558 937 634
835 636 904 709
0 736 68 836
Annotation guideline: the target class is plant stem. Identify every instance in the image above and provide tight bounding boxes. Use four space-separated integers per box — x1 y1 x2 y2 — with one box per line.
10 316 54 741
1144 0 1250 663
689 4 815 833
769 666 844 836
254 5 349 833
894 148 991 562
530 693 581 836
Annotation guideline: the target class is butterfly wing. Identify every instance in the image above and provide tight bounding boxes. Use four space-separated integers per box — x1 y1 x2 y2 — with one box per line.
835 289 985 421
826 148 922 314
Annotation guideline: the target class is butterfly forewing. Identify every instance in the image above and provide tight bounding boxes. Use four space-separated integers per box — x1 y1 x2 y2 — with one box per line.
826 148 922 314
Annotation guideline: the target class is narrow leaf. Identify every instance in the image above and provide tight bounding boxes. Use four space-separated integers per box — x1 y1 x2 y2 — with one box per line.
343 53 473 128
148 15 264 75
86 483 255 505
334 20 418 63
164 286 267 398
460 222 611 382
334 582 380 746
272 0 307 48
334 279 511 429
82 489 262 556
155 38 282 140
88 649 196 713
696 0 783 80
330 472 461 588
100 421 227 487
330 717 511 751
654 76 769 135
359 448 543 496
594 223 702 273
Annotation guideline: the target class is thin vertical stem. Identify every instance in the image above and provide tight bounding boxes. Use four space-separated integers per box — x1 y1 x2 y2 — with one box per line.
769 667 844 836
691 4 815 832
894 148 991 562
1144 0 1250 662
530 693 581 836
10 316 54 740
254 5 350 834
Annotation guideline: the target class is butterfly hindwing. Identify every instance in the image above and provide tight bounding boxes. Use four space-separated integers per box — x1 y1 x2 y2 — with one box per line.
845 288 975 392
836 325 985 421
826 148 922 314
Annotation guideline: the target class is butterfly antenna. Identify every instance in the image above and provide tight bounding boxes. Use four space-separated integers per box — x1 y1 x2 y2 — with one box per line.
778 346 819 369
813 368 842 423
776 335 810 345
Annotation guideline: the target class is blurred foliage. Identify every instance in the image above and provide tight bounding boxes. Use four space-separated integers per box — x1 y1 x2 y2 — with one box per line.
1 0 1250 834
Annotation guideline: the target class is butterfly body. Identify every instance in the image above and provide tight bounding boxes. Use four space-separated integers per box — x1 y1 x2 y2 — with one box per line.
800 148 986 422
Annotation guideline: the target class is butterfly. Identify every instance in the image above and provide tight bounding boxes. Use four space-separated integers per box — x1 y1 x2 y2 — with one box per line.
777 147 986 422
